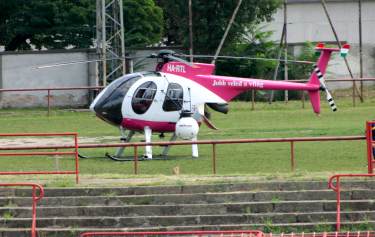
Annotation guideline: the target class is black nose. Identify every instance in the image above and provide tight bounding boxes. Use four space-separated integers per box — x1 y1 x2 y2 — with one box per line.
89 76 131 126
93 93 124 126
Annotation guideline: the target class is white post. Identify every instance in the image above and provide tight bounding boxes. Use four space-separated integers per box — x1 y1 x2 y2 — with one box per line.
144 126 152 159
192 136 199 158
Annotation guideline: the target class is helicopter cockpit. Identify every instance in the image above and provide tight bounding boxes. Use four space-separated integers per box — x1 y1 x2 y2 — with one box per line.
90 72 160 126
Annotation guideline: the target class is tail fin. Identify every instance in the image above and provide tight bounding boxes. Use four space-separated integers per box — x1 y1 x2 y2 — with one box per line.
307 43 349 114
308 90 321 114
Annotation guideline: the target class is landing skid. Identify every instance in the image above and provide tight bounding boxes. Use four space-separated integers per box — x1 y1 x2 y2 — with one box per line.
79 128 198 161
78 153 104 159
105 153 168 161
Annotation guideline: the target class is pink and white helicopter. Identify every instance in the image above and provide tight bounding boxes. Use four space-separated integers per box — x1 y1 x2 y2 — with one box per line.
89 43 349 160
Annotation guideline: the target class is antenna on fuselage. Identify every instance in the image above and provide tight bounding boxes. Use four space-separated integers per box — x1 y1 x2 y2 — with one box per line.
188 87 192 112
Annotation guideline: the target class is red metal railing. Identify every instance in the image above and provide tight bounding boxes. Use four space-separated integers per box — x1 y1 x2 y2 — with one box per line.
328 174 375 231
0 133 79 183
366 121 375 174
0 86 103 116
80 230 264 237
264 232 375 237
0 183 44 237
79 231 375 237
0 135 365 175
1 78 375 116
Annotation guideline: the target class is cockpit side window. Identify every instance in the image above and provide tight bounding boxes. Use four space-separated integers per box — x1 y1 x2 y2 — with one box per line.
162 83 183 112
131 81 157 114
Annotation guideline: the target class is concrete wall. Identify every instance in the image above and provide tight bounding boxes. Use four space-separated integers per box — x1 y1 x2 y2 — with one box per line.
0 47 185 108
264 0 375 85
0 49 97 108
267 0 375 44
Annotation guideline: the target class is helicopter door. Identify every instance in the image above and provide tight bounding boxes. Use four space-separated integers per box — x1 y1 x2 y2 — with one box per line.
162 83 184 112
131 81 157 114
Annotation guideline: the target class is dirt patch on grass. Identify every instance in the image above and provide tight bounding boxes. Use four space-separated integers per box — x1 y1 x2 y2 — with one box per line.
0 136 120 147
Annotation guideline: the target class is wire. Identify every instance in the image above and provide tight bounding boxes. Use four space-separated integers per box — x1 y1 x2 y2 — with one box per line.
179 54 315 65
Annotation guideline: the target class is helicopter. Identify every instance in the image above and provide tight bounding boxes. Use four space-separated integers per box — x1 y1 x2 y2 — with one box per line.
87 43 350 160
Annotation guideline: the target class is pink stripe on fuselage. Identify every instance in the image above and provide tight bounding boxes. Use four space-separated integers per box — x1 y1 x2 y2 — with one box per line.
122 118 176 132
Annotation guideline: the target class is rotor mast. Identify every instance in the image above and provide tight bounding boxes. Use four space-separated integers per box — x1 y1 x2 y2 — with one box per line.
96 0 126 87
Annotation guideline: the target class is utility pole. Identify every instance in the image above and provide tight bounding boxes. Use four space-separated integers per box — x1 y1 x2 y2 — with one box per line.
320 0 363 105
269 24 286 103
188 0 194 62
96 0 126 87
212 0 243 64
358 0 364 100
284 0 289 103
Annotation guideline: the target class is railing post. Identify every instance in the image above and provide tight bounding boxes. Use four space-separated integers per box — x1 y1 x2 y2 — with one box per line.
0 184 44 237
134 146 138 175
212 143 217 175
366 121 374 174
251 90 255 110
290 141 295 172
336 176 341 232
31 185 37 237
74 134 80 184
47 89 51 117
301 91 305 109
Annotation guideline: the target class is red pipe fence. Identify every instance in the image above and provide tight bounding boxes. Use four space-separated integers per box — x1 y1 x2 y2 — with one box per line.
0 86 103 116
0 183 44 237
264 232 375 237
328 174 375 232
366 121 375 174
80 230 264 237
1 78 375 116
79 231 375 237
0 133 79 183
0 135 366 175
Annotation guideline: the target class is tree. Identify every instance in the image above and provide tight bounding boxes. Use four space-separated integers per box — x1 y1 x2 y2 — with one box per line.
0 0 95 50
0 0 164 51
157 0 281 54
124 0 163 47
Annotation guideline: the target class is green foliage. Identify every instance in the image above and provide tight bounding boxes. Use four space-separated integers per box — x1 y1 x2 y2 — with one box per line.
0 0 95 50
157 0 281 54
271 42 320 101
287 42 320 80
2 212 14 220
0 0 164 50
124 0 163 47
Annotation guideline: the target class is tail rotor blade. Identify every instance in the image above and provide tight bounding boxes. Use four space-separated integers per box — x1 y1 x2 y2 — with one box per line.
325 89 337 112
313 64 337 112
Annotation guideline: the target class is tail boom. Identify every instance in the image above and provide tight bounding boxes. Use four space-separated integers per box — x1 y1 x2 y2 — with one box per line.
195 74 320 102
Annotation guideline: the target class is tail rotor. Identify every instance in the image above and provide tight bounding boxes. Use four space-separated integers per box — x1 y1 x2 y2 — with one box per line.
313 64 337 112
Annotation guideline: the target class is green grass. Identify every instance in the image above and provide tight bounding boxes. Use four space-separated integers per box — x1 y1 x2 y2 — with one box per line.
0 97 374 179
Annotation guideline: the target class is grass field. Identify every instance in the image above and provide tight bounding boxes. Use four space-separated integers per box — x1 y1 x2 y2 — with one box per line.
0 96 374 182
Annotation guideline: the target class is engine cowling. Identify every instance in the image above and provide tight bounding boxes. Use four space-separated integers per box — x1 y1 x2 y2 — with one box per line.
175 116 199 140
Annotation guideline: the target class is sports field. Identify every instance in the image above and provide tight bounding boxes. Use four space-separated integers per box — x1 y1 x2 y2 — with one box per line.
0 97 374 180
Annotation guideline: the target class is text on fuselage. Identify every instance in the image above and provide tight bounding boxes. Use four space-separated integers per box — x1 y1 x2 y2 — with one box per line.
167 64 186 73
212 80 264 88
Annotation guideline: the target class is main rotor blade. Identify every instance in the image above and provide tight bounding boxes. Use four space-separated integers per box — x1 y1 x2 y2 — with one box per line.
33 55 147 69
167 55 195 67
180 54 315 65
